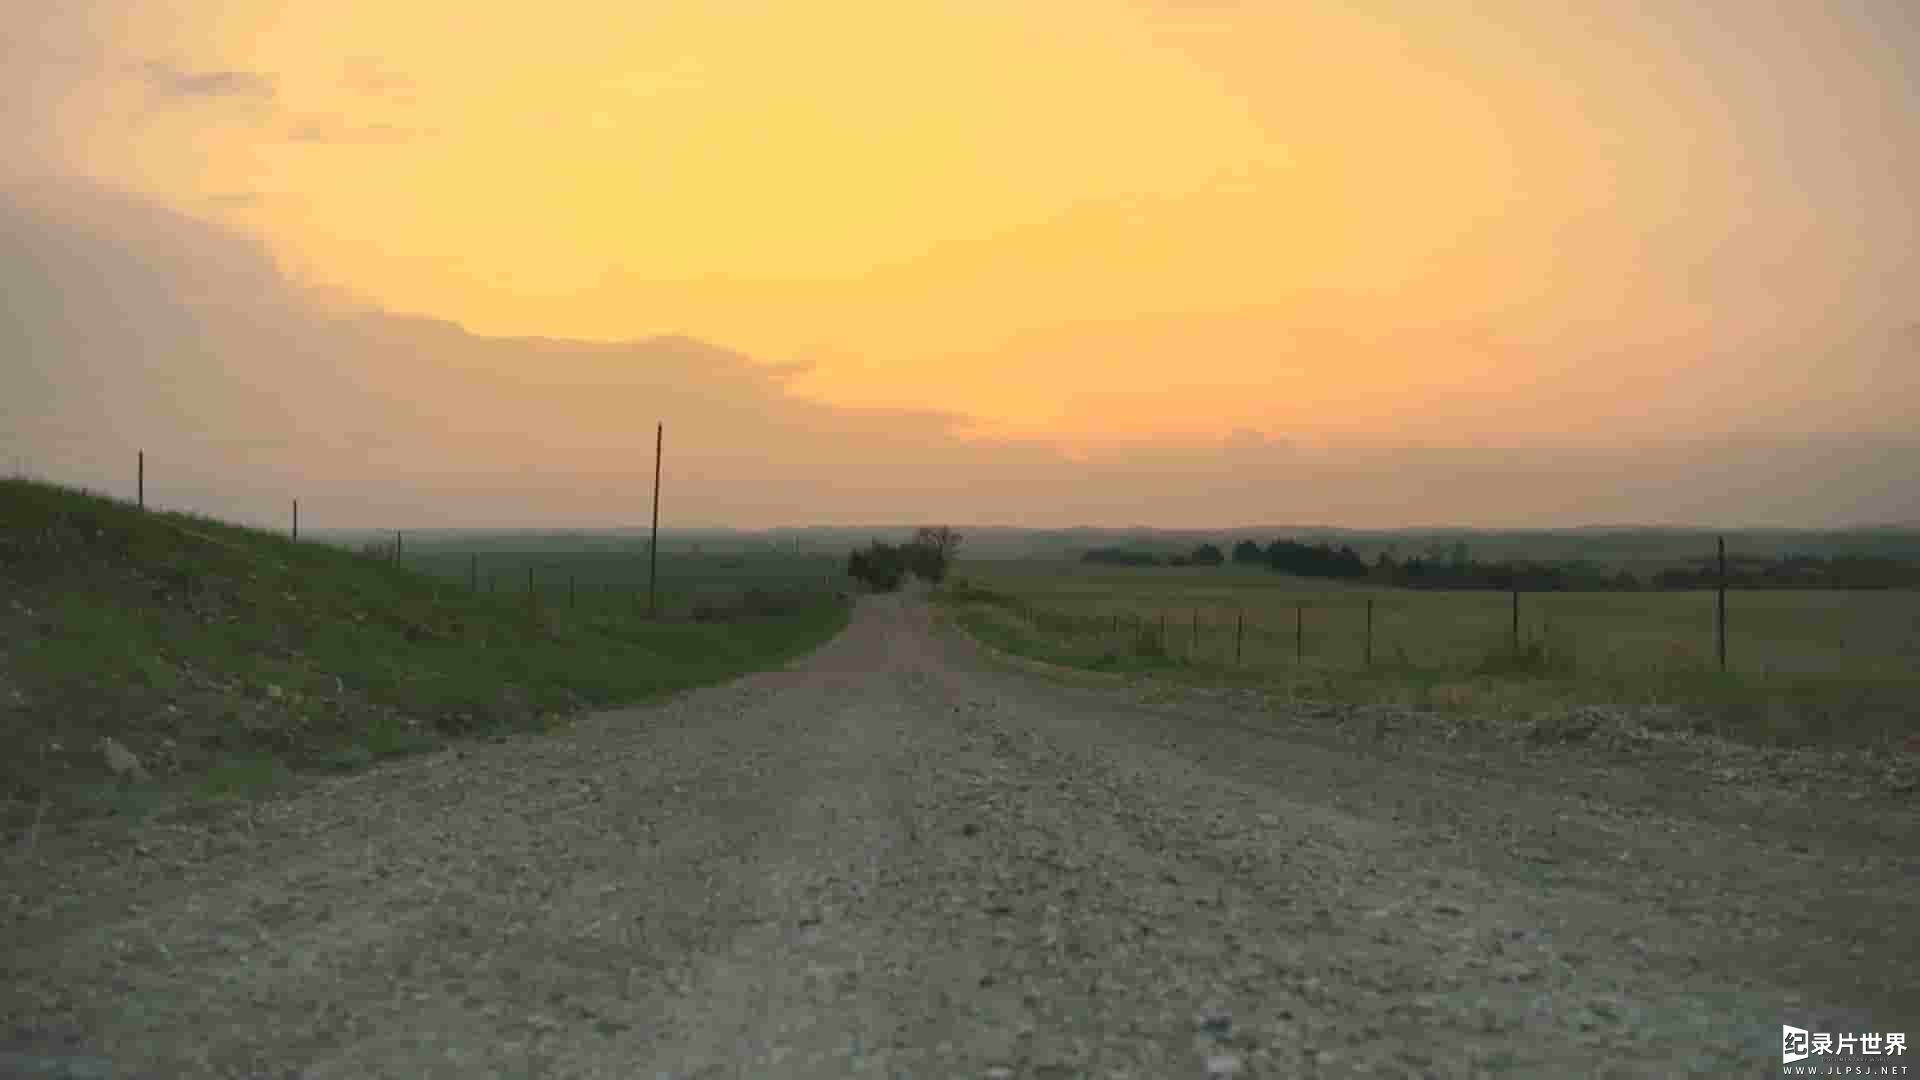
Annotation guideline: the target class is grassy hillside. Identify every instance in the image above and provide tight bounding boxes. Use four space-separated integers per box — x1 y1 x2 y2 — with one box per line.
0 478 850 834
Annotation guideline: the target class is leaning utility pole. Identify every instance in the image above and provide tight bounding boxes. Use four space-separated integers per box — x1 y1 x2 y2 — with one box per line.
648 422 663 618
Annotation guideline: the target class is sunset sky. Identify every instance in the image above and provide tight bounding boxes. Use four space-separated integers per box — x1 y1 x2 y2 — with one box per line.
4 1 1917 528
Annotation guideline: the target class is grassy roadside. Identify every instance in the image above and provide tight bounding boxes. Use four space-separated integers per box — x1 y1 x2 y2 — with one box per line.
0 477 851 835
934 580 1917 750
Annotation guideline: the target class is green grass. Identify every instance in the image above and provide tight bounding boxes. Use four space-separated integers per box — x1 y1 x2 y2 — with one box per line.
0 477 851 830
324 530 846 616
940 562 1920 747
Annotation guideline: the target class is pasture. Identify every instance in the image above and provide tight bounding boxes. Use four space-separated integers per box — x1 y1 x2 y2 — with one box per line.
947 559 1920 746
317 530 848 616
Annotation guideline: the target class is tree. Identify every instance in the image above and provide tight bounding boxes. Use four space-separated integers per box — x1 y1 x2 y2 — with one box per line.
1191 543 1224 566
1231 539 1264 565
1370 550 1400 585
910 526 963 582
847 541 906 591
1082 547 1160 566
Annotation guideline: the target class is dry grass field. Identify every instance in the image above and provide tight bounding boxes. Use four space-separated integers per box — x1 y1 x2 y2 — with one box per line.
945 560 1920 747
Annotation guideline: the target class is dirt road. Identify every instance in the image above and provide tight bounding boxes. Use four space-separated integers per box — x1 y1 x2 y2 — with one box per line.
4 594 1914 1078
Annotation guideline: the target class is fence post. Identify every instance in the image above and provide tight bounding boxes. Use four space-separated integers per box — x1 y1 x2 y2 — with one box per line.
470 553 478 591
1365 597 1373 668
1236 609 1244 666
137 450 144 509
1159 610 1166 649
570 574 576 610
1192 609 1199 657
1295 603 1303 662
1717 535 1727 672
1511 586 1520 658
394 529 403 567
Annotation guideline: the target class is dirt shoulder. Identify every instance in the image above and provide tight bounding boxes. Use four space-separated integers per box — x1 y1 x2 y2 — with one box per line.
4 595 1914 1077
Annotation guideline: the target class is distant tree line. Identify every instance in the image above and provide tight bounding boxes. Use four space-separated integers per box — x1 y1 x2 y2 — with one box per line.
1080 537 1919 591
1081 543 1223 567
847 526 961 592
1647 553 1920 591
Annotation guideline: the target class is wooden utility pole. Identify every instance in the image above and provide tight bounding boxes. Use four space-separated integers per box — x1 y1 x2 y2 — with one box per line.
395 529 403 566
649 422 663 618
291 499 299 540
137 451 144 509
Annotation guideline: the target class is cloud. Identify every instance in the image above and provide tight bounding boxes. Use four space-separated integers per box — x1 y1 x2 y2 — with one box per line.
341 57 418 101
139 61 275 101
3 179 1915 530
286 119 433 144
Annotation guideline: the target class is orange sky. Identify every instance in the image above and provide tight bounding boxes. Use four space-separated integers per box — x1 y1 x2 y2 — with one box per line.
4 1 1918 527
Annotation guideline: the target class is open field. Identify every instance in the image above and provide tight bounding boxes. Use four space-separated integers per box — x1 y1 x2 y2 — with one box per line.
886 523 1920 567
308 527 851 617
381 540 844 618
0 478 851 834
947 559 1920 746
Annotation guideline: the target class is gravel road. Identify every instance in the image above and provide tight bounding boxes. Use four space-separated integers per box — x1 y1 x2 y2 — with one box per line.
4 593 1914 1078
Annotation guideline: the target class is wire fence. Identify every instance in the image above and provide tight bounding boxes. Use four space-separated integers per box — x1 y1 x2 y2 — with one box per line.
15 448 851 622
950 576 1920 684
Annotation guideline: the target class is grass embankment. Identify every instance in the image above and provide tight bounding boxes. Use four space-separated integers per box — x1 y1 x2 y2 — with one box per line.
0 477 850 833
938 570 1919 749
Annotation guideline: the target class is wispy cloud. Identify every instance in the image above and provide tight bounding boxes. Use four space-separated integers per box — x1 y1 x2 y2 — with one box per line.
286 119 433 145
341 57 418 102
139 61 276 102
